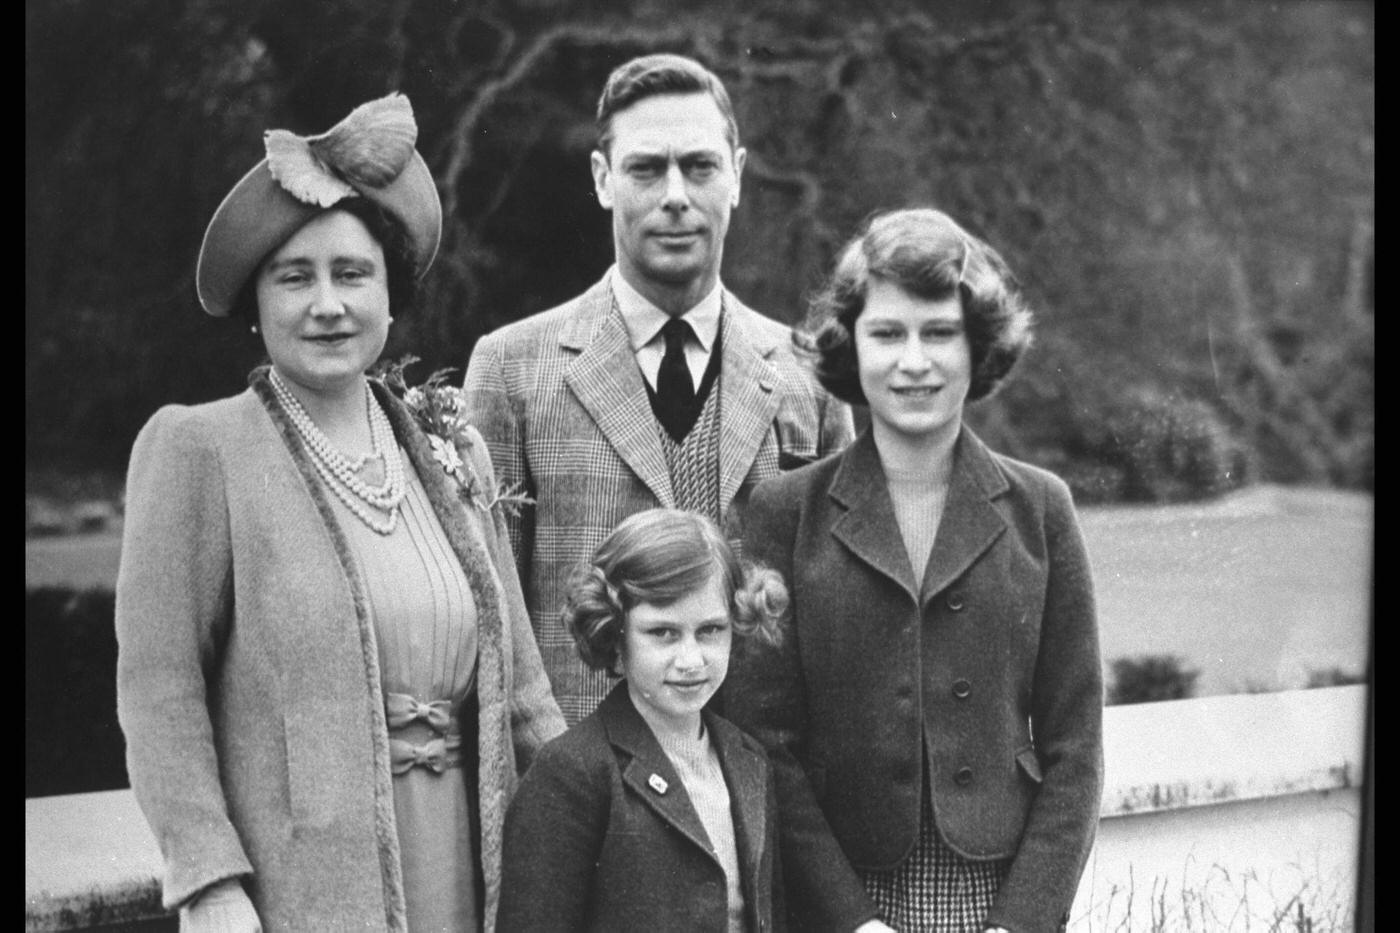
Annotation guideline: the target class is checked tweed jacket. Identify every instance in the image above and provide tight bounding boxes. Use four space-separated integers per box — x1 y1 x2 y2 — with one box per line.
462 273 855 724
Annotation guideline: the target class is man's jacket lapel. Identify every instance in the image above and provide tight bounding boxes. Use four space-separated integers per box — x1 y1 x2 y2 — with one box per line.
561 283 674 506
717 299 782 511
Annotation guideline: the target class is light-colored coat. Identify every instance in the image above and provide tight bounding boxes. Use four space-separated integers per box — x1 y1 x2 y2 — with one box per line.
115 367 565 932
498 682 785 933
725 428 1104 933
462 274 855 724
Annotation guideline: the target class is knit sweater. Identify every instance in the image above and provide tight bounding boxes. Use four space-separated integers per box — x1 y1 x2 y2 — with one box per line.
883 459 951 590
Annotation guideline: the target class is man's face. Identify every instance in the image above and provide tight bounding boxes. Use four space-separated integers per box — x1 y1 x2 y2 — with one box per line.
591 92 746 313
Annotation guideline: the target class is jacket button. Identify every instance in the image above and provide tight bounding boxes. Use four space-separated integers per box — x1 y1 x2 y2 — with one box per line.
952 679 971 699
954 767 973 786
946 592 965 611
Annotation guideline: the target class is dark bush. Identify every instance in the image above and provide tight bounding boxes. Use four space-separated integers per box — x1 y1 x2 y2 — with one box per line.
1058 460 1129 506
1107 653 1201 706
1305 666 1367 689
26 586 128 797
1089 387 1250 504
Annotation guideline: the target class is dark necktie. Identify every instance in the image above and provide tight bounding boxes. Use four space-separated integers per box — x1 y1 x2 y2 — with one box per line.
656 317 697 441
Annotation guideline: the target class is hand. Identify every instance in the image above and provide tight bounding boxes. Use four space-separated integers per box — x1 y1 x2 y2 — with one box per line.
179 878 262 932
854 921 897 933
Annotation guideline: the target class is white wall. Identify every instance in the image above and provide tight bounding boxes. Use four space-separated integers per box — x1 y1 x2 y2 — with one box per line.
1071 686 1367 930
26 686 1370 931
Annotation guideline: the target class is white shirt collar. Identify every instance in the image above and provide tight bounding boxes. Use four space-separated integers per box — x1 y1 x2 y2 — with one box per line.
610 266 722 352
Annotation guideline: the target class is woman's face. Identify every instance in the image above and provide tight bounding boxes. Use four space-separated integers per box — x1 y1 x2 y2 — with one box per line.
254 209 391 399
621 572 732 732
854 278 972 446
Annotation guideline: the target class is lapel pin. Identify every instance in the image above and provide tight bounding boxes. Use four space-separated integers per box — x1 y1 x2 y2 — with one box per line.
648 773 668 795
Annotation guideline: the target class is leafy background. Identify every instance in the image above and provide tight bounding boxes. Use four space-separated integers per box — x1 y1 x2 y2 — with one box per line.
26 0 1373 506
25 0 1373 800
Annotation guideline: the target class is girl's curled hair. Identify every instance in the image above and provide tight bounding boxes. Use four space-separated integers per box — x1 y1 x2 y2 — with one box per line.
798 207 1034 406
561 508 786 676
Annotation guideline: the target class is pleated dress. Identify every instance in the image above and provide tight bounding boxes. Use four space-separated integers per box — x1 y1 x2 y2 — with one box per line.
331 448 481 933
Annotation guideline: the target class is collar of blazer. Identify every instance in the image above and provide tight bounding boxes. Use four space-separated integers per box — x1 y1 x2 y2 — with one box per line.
558 275 785 510
829 426 1011 606
598 683 769 879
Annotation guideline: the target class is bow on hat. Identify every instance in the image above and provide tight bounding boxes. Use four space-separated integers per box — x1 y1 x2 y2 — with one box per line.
264 93 418 207
194 92 443 317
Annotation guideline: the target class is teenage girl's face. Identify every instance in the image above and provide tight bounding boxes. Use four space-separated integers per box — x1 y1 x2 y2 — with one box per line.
621 573 732 733
854 278 972 448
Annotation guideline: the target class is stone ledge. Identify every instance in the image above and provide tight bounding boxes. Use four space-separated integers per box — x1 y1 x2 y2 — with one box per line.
1099 684 1366 817
26 790 165 931
25 685 1370 930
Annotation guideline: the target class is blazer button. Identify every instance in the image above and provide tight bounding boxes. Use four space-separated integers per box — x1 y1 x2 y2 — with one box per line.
954 766 974 786
946 592 965 611
952 679 971 699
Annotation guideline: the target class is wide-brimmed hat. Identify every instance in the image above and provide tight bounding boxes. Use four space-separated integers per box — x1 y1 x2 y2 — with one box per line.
195 93 442 317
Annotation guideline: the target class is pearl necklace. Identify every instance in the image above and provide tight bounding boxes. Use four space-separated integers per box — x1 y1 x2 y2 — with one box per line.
269 370 406 535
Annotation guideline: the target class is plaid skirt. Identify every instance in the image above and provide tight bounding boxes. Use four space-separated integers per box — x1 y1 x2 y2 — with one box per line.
857 788 1010 932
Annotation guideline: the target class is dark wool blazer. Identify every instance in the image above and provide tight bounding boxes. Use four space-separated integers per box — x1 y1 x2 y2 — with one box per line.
724 428 1104 933
498 683 785 933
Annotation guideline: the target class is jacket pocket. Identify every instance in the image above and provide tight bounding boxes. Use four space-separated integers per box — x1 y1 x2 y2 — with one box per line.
283 704 341 830
778 450 818 471
774 420 818 462
1015 745 1044 784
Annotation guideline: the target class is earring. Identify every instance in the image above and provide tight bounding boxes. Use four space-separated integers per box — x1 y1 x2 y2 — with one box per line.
250 324 259 334
388 316 395 326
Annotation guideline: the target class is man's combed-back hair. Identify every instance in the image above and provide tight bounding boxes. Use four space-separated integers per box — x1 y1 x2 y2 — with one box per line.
595 53 740 159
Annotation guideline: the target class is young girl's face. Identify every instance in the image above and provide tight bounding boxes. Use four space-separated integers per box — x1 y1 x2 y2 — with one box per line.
621 572 732 731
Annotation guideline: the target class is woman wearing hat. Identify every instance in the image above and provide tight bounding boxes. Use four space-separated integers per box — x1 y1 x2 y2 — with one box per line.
115 94 565 932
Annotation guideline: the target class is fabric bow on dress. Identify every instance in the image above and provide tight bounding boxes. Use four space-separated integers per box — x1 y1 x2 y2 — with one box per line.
386 693 453 732
385 692 460 774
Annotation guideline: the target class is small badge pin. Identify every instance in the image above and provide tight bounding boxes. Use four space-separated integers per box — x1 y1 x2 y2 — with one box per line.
648 773 668 794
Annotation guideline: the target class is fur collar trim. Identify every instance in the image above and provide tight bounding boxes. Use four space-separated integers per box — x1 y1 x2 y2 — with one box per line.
248 364 515 931
249 367 409 930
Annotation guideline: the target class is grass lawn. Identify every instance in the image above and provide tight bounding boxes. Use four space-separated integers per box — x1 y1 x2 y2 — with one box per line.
26 530 125 591
25 483 1373 699
1079 484 1372 697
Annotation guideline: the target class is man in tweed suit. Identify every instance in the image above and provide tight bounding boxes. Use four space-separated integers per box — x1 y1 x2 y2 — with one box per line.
462 53 854 724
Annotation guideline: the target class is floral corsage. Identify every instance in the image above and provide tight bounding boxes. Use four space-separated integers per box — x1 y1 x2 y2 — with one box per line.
373 355 532 517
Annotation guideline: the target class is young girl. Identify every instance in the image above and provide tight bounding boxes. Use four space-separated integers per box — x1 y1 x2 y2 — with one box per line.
725 208 1103 933
498 508 787 932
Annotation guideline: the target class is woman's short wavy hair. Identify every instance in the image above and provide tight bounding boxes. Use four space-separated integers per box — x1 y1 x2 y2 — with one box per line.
800 207 1034 405
561 508 787 677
